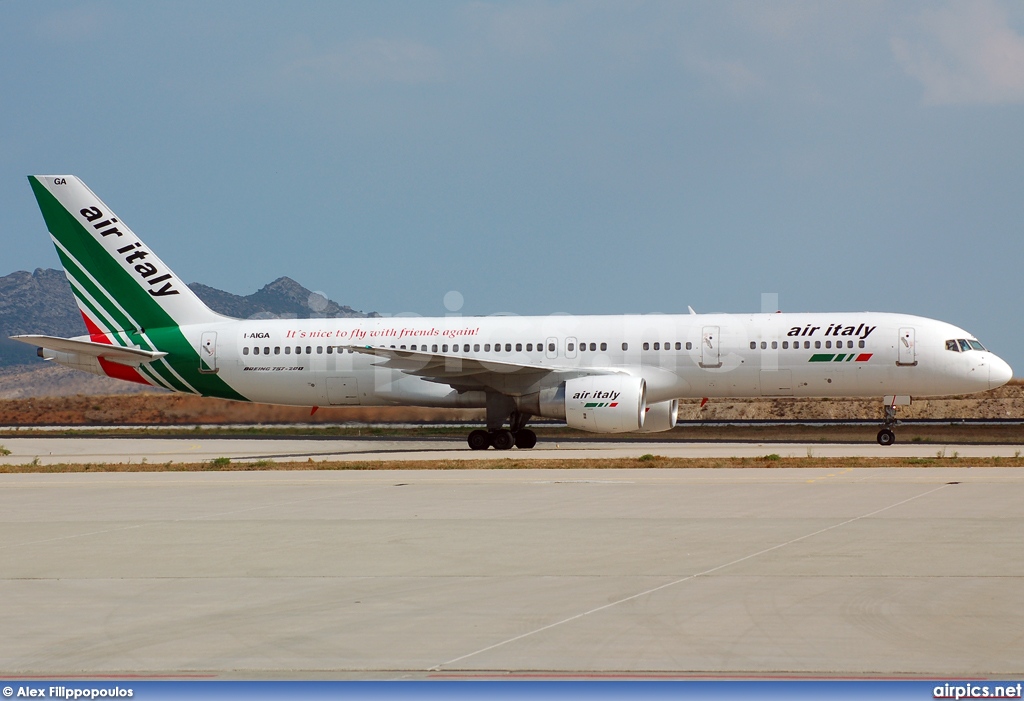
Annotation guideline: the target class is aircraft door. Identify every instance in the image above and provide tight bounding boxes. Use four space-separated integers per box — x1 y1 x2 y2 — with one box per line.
199 331 218 374
700 326 721 368
545 337 557 360
898 327 917 366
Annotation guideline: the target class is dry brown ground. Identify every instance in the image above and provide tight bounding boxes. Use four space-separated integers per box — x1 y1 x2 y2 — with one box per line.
0 380 1021 426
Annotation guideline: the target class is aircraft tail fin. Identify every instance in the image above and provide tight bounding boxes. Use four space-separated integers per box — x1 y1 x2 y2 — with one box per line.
27 175 223 339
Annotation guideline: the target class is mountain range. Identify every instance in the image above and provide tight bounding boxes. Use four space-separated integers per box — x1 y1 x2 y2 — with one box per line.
0 268 378 368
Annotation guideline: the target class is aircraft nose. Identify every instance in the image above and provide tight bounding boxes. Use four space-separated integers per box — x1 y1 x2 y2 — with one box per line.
989 356 1013 389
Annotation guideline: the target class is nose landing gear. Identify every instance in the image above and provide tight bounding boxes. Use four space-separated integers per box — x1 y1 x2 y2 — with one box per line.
876 396 909 445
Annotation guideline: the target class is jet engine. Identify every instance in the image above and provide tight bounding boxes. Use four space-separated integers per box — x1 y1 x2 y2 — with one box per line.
521 375 647 433
637 399 679 433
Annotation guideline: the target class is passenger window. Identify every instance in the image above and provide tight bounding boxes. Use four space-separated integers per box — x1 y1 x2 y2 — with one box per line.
474 344 480 352
858 341 864 349
601 342 608 351
548 342 555 352
516 343 523 352
674 342 680 350
243 347 249 355
441 344 448 352
568 343 575 352
504 343 511 352
432 344 438 352
825 341 831 349
317 346 323 354
305 346 311 354
772 341 778 349
590 343 597 351
326 346 333 355
622 342 628 351
526 343 533 352
760 341 767 349
782 341 788 349
814 341 820 349
643 342 649 351
654 342 660 351
274 347 281 355
485 344 491 352
686 342 692 350
750 342 756 350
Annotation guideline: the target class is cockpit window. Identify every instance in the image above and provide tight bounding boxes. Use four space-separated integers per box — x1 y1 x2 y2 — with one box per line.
948 338 989 352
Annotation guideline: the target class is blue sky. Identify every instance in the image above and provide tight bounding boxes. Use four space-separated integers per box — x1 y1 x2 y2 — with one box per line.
3 2 1023 370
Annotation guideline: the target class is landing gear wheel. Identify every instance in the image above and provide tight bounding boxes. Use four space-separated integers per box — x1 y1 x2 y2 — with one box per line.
468 429 492 451
877 429 895 446
514 428 537 449
491 429 516 451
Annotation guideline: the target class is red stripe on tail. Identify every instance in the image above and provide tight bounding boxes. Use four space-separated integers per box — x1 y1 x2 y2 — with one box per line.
79 311 153 386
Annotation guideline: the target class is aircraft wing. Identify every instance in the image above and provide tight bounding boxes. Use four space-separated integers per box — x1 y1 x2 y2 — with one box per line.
9 335 168 367
342 344 615 394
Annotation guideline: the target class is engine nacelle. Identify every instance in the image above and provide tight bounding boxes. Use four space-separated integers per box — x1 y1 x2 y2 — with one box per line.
564 375 647 433
637 399 679 433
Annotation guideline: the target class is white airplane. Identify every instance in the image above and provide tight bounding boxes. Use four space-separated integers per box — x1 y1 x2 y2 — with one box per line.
11 175 1013 448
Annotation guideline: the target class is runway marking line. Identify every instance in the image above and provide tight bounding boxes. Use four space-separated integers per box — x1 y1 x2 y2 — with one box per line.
806 467 853 483
432 481 954 670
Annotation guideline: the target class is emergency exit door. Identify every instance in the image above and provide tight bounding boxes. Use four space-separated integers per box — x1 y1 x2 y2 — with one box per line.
700 326 721 368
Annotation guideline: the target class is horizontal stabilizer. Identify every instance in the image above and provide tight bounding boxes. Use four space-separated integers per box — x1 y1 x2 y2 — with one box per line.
9 334 168 366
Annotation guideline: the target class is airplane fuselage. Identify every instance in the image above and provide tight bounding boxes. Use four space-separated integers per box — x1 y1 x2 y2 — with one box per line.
114 311 1005 408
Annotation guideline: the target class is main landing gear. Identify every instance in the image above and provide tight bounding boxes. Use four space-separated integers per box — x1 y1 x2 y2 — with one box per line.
467 427 537 451
467 395 538 450
876 402 898 446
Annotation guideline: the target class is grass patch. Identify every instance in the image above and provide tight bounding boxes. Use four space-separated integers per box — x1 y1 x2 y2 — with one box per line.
1 455 1022 474
0 445 10 456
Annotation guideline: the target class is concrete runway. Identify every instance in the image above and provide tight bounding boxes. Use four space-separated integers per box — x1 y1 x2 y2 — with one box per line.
1 465 1022 678
1 435 1024 465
